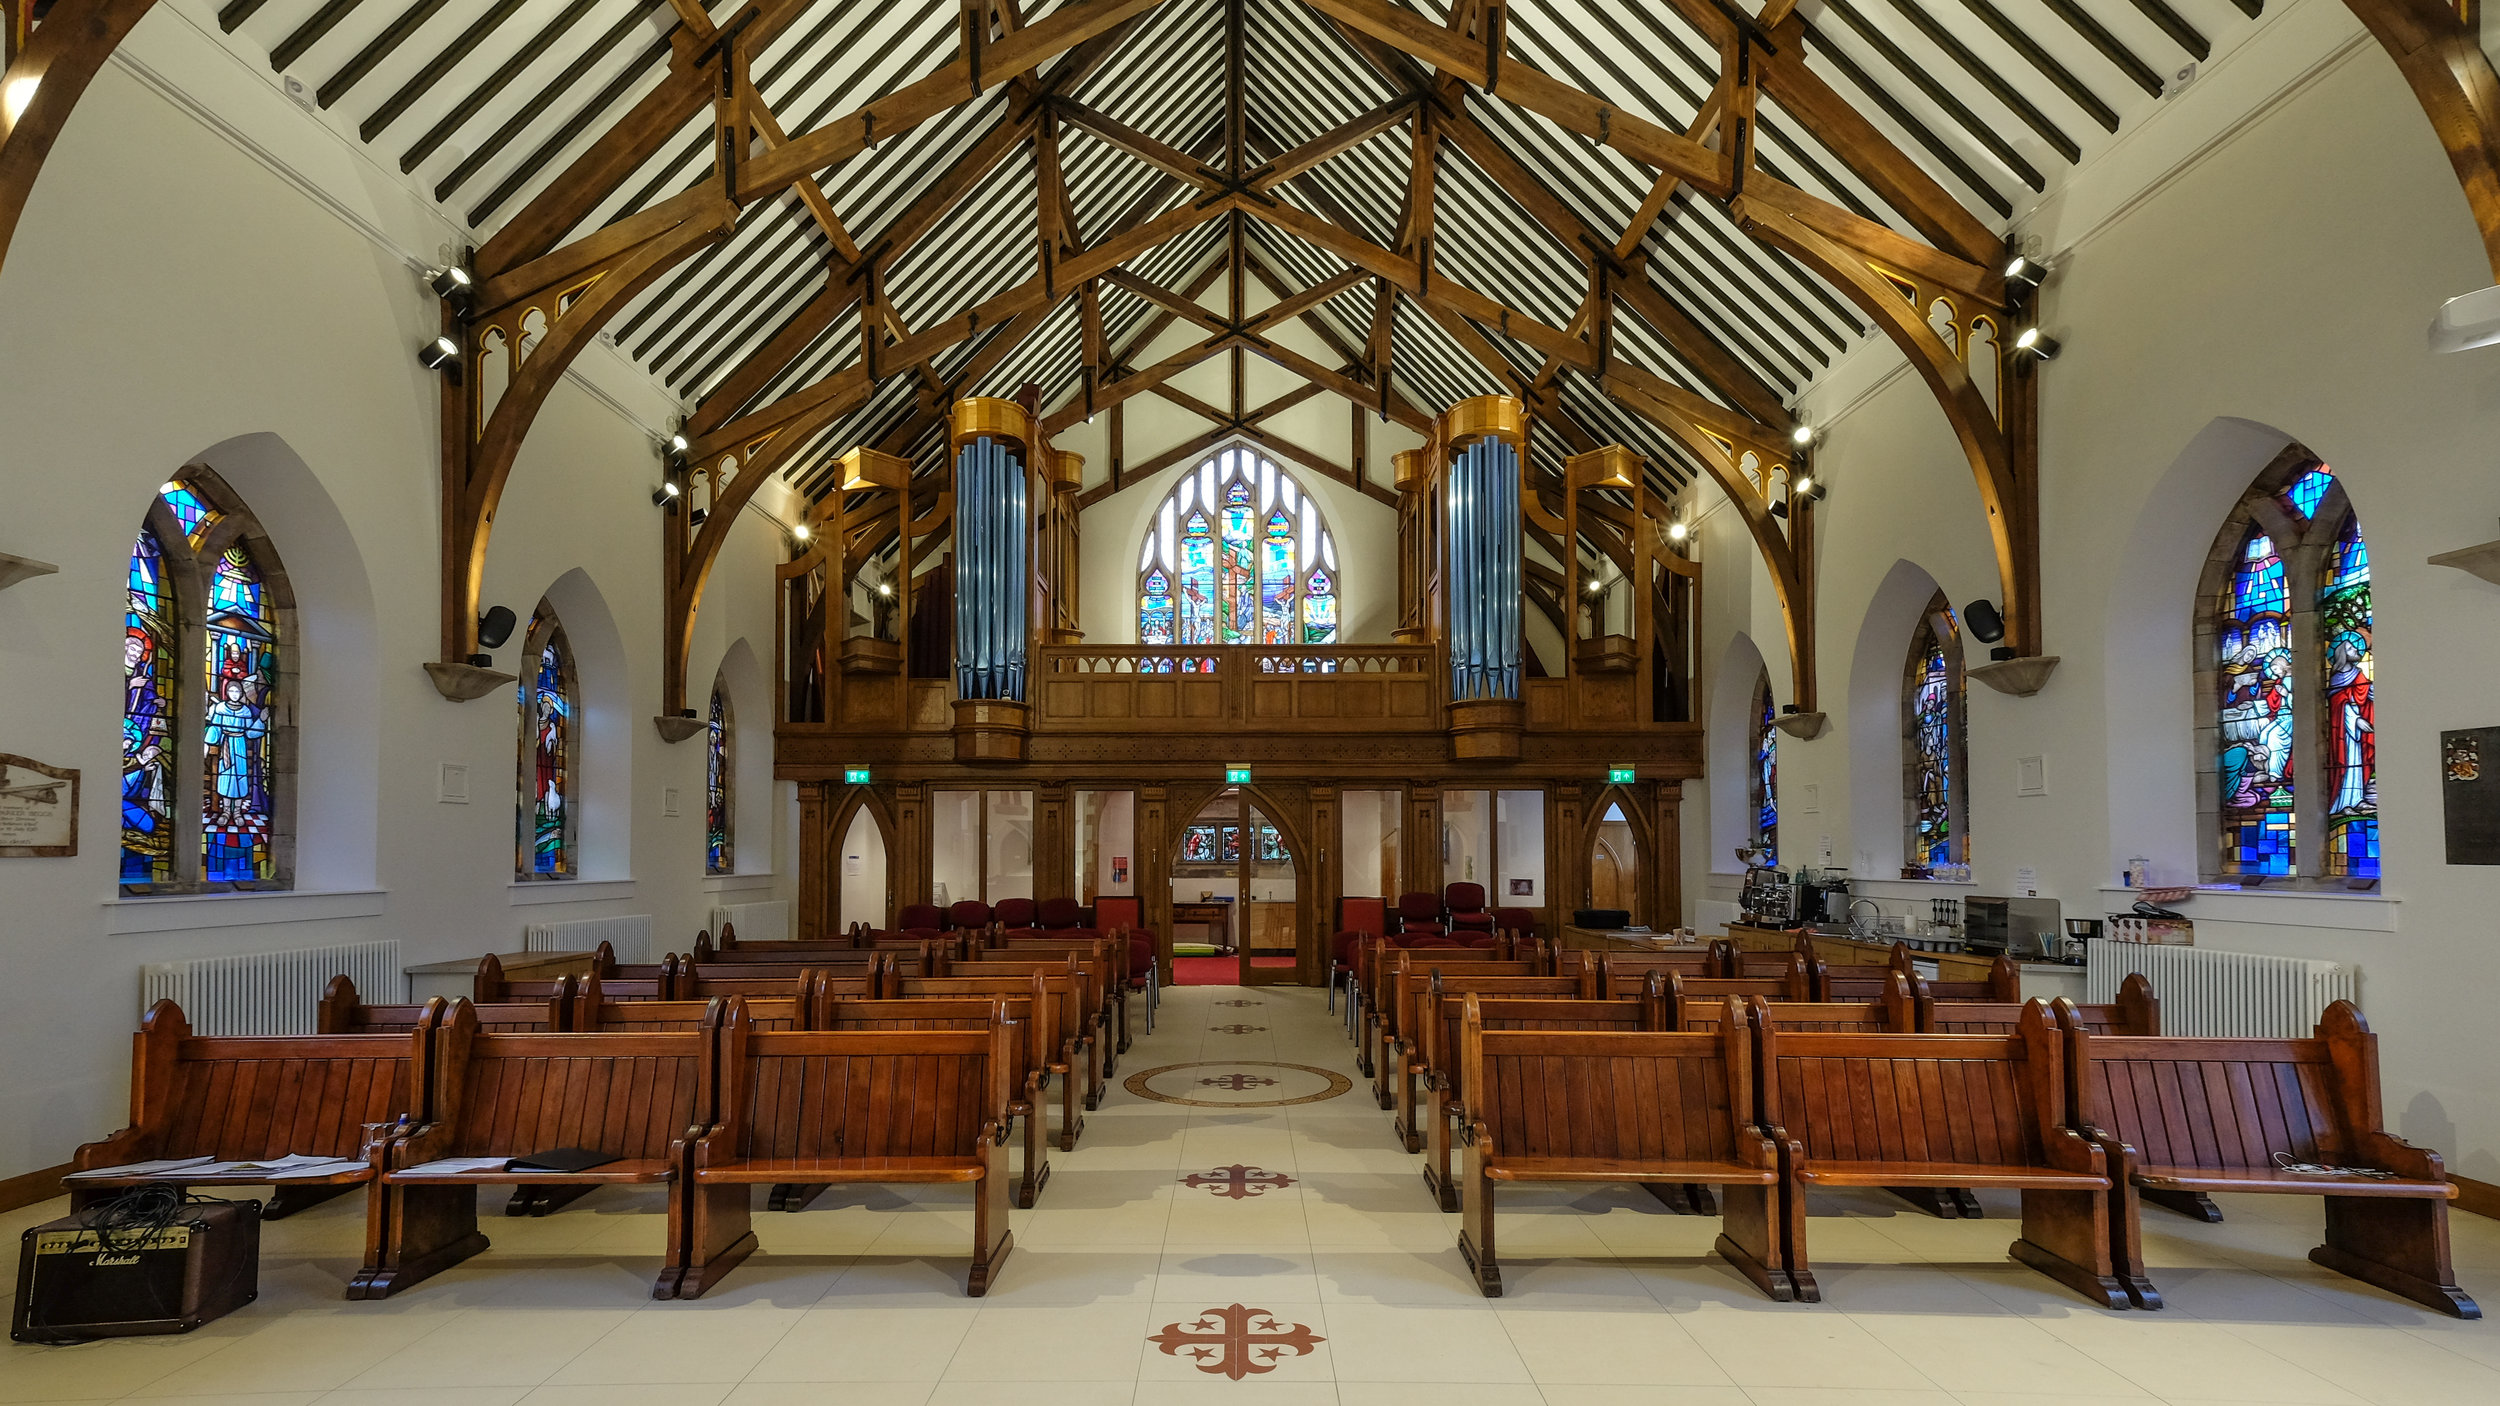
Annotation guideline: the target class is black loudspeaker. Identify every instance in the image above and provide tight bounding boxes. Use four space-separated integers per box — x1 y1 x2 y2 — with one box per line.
1962 598 2006 644
13 1196 259 1342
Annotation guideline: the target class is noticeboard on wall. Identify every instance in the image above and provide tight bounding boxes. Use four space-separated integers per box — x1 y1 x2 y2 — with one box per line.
2443 728 2500 865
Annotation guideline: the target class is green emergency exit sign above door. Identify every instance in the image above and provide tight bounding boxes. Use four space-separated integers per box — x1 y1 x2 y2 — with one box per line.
845 767 872 785
1608 766 1636 785
1225 766 1253 785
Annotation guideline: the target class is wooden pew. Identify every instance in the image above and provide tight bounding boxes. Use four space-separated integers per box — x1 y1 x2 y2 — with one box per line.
992 932 1133 1053
1923 973 2156 1035
1370 956 1546 1107
1384 960 1593 1148
480 950 669 1002
1755 998 2126 1308
590 940 678 984
1605 954 1807 1002
2060 998 2477 1317
1353 939 1526 1074
1832 948 2021 1002
894 971 1087 1152
1455 994 1791 1300
1674 971 1915 1034
320 974 565 1033
357 999 717 1298
1559 941 1726 983
821 991 1055 1208
574 971 807 1032
681 963 882 1005
681 999 1016 1299
1417 989 1668 1211
954 951 1111 1103
70 999 432 1220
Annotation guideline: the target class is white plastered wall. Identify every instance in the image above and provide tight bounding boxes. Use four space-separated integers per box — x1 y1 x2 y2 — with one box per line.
0 14 793 1177
1680 3 2500 1178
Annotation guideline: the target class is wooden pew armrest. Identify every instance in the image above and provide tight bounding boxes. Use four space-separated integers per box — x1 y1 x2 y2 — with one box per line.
2041 1125 2107 1178
2357 1131 2446 1182
73 1127 155 1171
390 1122 459 1170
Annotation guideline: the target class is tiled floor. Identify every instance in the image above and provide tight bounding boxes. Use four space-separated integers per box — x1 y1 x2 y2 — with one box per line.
7 983 2500 1404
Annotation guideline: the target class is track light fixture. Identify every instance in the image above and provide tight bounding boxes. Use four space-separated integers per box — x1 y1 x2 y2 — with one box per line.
416 335 460 371
651 481 681 507
2015 326 2061 360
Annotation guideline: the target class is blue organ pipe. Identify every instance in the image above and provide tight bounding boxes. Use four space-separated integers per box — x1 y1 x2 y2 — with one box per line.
952 435 1030 701
1447 436 1522 701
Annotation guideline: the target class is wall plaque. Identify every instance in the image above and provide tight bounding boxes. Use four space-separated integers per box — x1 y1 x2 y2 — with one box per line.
0 754 78 856
2443 728 2500 865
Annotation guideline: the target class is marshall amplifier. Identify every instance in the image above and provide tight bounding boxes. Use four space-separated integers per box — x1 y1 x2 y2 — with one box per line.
12 1196 259 1342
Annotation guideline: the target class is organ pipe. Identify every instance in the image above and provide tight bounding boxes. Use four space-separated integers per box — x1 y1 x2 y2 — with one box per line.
1443 396 1526 701
950 397 1033 701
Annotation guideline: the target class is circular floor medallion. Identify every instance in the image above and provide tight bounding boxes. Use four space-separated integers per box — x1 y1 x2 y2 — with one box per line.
1123 1061 1353 1108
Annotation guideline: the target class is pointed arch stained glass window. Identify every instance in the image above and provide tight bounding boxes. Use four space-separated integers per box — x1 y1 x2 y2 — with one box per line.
1905 601 1968 870
519 611 576 878
122 529 176 885
706 680 734 876
201 546 278 882
2217 527 2294 875
1752 674 1778 868
2320 515 2376 877
1139 451 1340 650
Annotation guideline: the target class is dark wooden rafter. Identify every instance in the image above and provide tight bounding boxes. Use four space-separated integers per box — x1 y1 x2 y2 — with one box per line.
2346 0 2500 283
0 0 163 282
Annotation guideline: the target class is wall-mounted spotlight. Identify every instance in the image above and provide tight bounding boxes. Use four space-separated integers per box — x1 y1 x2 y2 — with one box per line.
669 432 689 453
791 521 812 542
651 481 682 507
470 604 517 667
2014 326 2060 360
688 508 709 527
2004 256 2048 294
1789 423 1815 448
1793 473 1826 502
877 581 895 598
416 335 461 372
1963 598 2017 661
1666 519 1689 542
427 266 473 299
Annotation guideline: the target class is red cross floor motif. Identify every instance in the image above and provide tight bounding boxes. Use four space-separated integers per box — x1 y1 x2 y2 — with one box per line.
1196 1072 1278 1090
1149 1304 1326 1379
1210 1024 1267 1034
1181 1164 1296 1199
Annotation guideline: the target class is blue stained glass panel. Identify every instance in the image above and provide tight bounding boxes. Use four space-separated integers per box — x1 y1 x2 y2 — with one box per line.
202 546 277 883
122 530 176 885
706 686 733 876
1910 632 1957 867
1259 512 1297 643
1302 569 1337 644
1219 482 1256 643
1754 682 1778 867
1179 513 1215 649
1140 569 1176 645
524 630 573 876
159 482 221 547
2279 464 2335 521
2218 529 2295 875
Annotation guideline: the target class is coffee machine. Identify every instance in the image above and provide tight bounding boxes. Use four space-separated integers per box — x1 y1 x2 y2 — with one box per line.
1737 848 1793 926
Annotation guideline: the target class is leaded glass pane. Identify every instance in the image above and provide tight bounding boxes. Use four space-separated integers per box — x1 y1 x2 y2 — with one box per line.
1910 627 1957 867
1260 510 1297 643
1754 679 1779 867
522 621 574 878
2321 514 2376 878
122 529 176 886
1219 480 1256 643
159 482 221 547
202 545 277 883
707 684 734 876
2280 464 2334 521
2218 528 2295 875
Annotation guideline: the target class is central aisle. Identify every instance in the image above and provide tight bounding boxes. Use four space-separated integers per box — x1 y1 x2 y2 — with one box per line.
6 983 2499 1403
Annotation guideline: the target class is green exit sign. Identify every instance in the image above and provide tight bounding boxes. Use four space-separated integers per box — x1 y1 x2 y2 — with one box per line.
844 767 872 785
1608 766 1636 785
1225 766 1253 785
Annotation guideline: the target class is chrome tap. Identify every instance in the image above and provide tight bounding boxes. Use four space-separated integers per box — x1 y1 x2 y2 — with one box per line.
1848 897 1883 938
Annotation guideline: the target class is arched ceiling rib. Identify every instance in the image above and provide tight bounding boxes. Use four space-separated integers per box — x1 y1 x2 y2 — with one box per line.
198 0 2270 499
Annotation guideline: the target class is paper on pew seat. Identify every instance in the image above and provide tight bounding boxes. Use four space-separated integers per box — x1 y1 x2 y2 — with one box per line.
64 1155 218 1180
399 1157 516 1175
263 1158 373 1179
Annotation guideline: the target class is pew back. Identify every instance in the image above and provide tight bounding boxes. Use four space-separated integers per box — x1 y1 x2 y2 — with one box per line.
428 1001 709 1168
1463 996 1755 1166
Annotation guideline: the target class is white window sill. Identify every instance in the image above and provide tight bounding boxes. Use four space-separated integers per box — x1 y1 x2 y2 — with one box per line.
2096 887 2398 933
509 878 638 905
105 888 388 935
703 873 778 894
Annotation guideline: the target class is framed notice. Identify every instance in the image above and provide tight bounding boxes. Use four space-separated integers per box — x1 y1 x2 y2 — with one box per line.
2443 727 2500 865
0 754 78 857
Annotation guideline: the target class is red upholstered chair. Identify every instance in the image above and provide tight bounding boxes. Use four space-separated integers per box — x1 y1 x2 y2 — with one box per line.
1408 935 1464 949
1444 882 1493 935
1392 891 1446 943
1036 896 1091 931
897 904 946 941
1488 908 1537 950
993 898 1038 932
948 900 993 933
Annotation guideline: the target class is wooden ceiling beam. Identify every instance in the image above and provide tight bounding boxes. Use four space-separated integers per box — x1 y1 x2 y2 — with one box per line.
1246 95 1419 191
0 0 164 283
2346 0 2500 282
1052 97 1226 187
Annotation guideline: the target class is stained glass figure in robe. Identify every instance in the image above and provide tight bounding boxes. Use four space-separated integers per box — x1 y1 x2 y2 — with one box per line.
1219 480 1256 643
2217 528 2294 874
1178 512 1215 647
1909 631 1957 867
1754 681 1778 868
706 685 733 876
201 545 277 882
1260 511 1298 643
2320 515 2376 876
524 630 574 876
122 529 176 885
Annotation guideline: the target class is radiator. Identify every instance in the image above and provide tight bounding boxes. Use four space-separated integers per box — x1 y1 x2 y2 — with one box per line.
2087 942 2358 1038
140 940 402 1036
522 915 651 963
708 899 791 943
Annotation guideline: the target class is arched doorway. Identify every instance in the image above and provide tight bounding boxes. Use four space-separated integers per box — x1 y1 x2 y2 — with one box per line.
1167 785 1312 986
1585 797 1641 925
